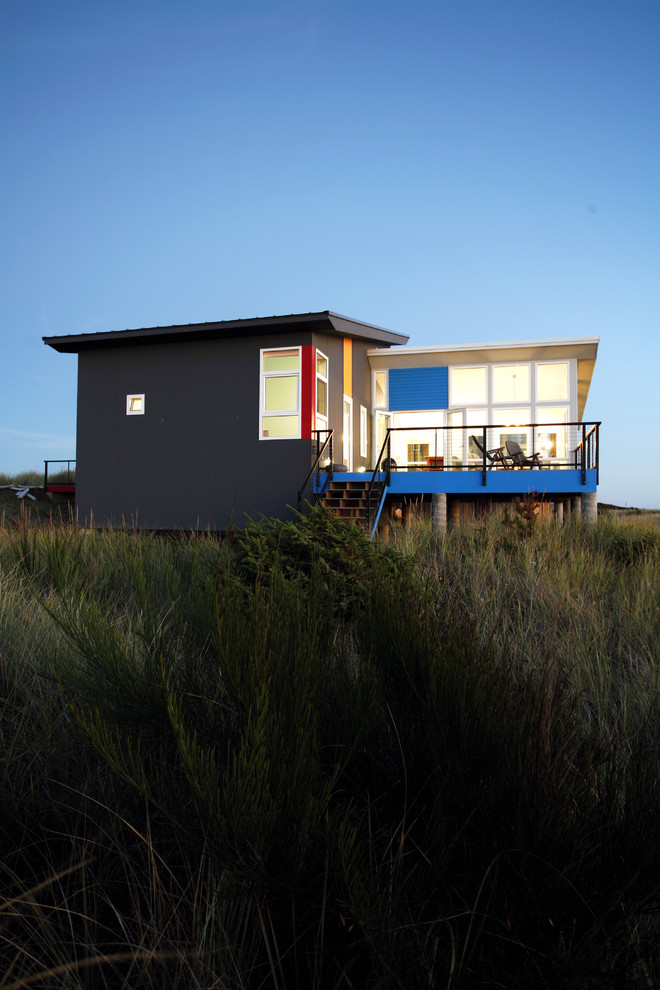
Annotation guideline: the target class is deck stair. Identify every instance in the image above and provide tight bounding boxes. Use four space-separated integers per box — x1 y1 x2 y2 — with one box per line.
319 478 371 526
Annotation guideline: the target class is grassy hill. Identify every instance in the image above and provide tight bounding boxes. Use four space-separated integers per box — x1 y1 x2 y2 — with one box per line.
1 507 659 987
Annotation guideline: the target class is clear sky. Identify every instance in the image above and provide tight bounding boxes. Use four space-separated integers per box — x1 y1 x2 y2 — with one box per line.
1 0 658 507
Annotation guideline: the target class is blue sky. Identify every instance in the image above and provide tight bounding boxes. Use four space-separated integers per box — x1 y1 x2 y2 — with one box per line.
1 0 658 507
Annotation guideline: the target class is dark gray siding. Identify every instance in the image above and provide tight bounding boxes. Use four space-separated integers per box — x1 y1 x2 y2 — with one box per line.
75 334 313 529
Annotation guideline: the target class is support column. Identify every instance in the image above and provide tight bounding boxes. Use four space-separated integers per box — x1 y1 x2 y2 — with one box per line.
449 498 461 528
571 496 581 515
431 492 447 532
554 501 564 525
581 491 598 525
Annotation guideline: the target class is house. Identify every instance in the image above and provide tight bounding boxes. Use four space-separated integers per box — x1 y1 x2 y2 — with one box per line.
43 311 600 532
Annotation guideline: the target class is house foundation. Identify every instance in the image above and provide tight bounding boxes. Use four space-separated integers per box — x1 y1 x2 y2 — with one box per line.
431 492 447 532
449 498 462 528
582 491 598 524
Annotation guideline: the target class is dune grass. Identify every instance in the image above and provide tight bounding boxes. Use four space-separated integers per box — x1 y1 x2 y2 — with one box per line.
0 468 75 487
1 508 659 987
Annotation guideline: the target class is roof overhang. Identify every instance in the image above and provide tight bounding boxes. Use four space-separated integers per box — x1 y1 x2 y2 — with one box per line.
43 310 409 353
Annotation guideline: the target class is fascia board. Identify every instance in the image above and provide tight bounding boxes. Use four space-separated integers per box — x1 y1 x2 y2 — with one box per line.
368 337 599 366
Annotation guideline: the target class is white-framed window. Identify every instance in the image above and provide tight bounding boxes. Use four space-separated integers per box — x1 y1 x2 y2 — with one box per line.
126 393 145 415
342 395 353 470
374 370 387 409
316 350 328 431
375 411 391 464
536 406 569 459
492 364 530 403
492 407 532 454
536 362 569 401
359 405 368 458
450 366 487 405
260 347 301 439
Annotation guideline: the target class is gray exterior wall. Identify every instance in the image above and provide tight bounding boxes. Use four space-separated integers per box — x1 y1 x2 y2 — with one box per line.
351 340 375 468
310 333 374 470
75 333 314 529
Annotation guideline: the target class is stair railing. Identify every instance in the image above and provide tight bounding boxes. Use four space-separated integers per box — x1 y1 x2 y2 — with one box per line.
298 430 333 513
366 430 392 539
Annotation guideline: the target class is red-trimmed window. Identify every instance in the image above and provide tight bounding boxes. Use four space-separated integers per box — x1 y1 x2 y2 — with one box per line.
260 346 328 440
260 347 301 439
315 350 328 432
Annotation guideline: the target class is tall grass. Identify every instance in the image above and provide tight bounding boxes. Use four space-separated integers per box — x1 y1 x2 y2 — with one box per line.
1 509 659 987
0 470 44 487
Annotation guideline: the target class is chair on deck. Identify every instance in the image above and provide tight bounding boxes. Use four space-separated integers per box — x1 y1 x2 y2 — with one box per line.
505 440 542 468
471 435 512 469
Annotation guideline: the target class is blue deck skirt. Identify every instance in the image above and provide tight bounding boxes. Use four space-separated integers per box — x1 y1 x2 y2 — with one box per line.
317 468 597 496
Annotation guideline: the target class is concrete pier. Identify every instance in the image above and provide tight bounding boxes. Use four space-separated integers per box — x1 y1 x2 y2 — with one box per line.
581 491 598 525
431 492 447 532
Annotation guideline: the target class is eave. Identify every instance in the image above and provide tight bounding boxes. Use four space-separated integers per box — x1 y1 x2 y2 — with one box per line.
43 310 409 353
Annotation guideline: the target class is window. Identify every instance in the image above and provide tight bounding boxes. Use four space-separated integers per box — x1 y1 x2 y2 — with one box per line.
493 364 530 403
493 408 531 454
260 348 300 439
537 362 569 401
360 405 368 458
343 396 353 470
450 367 487 405
374 371 387 408
408 443 429 464
126 393 145 415
536 406 569 458
465 409 488 459
376 411 391 457
316 350 328 430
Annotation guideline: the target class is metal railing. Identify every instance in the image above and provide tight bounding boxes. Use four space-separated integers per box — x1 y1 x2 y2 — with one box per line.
369 422 599 481
300 420 599 535
575 423 600 485
44 460 76 489
366 431 393 537
297 430 333 513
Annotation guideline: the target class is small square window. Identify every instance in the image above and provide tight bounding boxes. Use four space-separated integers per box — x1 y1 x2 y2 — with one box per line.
126 393 145 415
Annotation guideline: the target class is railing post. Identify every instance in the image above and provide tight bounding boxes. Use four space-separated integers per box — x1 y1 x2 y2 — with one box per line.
314 430 320 493
482 425 487 486
581 423 587 486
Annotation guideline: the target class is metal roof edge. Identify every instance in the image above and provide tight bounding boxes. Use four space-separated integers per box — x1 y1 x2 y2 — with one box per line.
43 310 409 352
327 311 409 344
367 336 600 356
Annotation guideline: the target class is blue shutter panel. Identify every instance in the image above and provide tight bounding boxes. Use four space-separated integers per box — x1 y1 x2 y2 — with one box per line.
388 367 448 411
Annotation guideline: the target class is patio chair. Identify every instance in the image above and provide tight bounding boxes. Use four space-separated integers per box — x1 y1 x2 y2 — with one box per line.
471 435 512 469
505 439 542 468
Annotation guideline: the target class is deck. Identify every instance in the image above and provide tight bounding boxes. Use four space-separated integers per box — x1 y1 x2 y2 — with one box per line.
44 460 76 495
302 421 600 534
318 466 597 498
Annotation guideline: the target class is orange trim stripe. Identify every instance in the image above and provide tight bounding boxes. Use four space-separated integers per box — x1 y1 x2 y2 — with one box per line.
343 338 352 397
